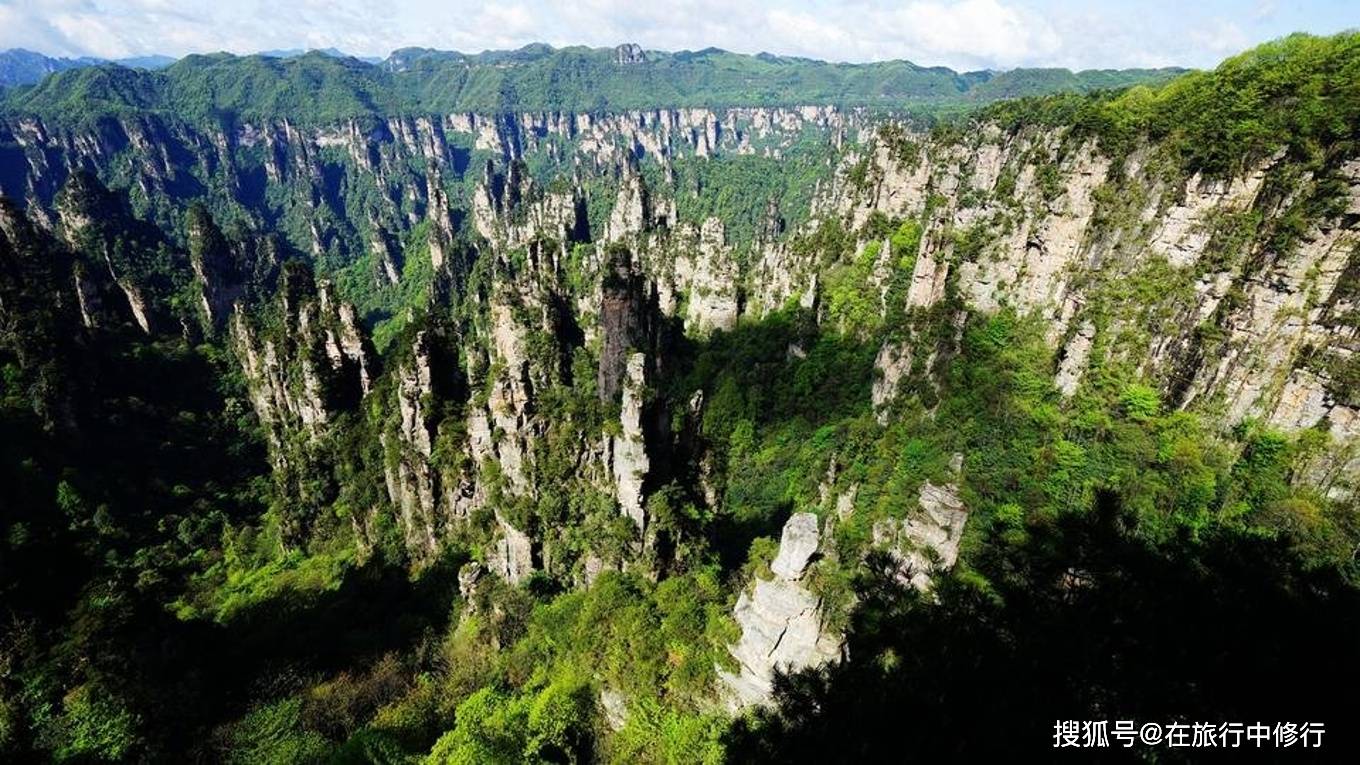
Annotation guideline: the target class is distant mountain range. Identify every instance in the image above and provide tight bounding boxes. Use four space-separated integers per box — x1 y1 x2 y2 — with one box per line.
0 47 389 87
0 48 176 87
257 48 384 64
0 43 1186 116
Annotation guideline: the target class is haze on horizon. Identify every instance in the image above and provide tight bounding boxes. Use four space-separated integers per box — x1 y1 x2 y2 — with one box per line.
2 0 1358 73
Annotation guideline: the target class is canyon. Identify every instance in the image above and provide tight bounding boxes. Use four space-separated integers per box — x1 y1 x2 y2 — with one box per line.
2 34 1357 762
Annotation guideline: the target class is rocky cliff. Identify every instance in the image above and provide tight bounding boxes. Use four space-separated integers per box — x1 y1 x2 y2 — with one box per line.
719 512 843 710
6 83 1356 572
1 46 1356 717
799 122 1360 498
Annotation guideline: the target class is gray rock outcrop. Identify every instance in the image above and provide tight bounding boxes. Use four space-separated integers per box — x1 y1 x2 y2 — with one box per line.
488 514 534 585
612 352 651 532
719 512 843 710
872 481 969 591
613 43 646 65
872 341 912 420
769 512 820 579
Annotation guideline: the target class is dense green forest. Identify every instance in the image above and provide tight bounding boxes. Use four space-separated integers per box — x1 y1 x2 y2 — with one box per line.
0 44 1181 123
2 31 1359 763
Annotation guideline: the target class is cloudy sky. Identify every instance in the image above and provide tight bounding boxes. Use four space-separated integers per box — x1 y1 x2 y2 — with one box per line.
1 0 1356 71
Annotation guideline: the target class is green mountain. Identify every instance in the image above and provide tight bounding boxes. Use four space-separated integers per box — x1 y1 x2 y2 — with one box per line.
1 32 1358 763
0 43 1182 122
0 48 174 88
0 48 103 88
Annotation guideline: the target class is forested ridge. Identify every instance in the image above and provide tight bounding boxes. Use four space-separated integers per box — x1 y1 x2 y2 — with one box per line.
0 43 1181 122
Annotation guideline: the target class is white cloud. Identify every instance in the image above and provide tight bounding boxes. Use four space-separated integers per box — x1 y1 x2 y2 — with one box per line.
764 9 855 56
895 0 1062 68
1191 19 1252 58
0 0 1354 70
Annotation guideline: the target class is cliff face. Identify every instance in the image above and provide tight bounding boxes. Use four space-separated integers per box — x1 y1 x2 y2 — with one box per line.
2 71 1357 719
767 124 1360 498
9 94 1356 569
52 171 168 333
383 329 444 556
11 38 1360 762
0 105 849 238
719 512 843 710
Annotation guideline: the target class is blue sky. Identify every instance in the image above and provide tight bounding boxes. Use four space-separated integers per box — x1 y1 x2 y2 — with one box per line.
1 0 1356 70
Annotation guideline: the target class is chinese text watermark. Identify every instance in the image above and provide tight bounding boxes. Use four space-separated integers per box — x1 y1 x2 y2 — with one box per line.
1053 720 1324 749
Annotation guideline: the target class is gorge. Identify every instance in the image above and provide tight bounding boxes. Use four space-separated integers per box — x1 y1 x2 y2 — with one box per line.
2 34 1359 763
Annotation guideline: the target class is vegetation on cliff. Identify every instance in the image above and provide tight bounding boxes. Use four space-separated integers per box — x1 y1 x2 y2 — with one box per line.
1 32 1358 763
983 32 1360 176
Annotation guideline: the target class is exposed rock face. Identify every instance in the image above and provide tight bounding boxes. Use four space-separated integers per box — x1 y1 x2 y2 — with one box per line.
597 249 652 402
478 297 536 494
612 352 651 532
488 513 534 584
1149 165 1271 268
425 170 456 270
233 311 316 444
836 484 859 519
200 105 1360 574
719 512 843 710
606 166 652 242
71 263 102 328
458 562 483 601
369 219 402 285
678 217 740 335
872 341 912 421
1055 321 1096 397
770 512 820 579
1179 185 1359 420
599 687 629 731
231 268 374 455
782 121 1360 496
614 43 646 65
119 281 153 334
225 266 378 547
52 172 157 333
6 66 1357 609
384 330 441 557
1 107 854 308
187 206 248 332
872 481 969 591
953 141 1109 324
905 240 950 310
473 158 588 250
581 553 618 588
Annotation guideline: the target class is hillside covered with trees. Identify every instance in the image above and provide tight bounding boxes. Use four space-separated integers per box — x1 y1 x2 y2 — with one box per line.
1 31 1358 763
0 43 1181 121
